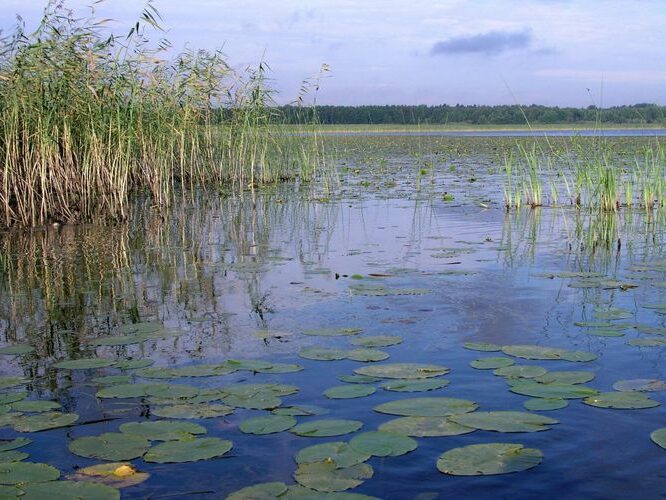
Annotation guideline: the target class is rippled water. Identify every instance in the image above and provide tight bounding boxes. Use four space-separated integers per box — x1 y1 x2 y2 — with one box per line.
2 137 666 499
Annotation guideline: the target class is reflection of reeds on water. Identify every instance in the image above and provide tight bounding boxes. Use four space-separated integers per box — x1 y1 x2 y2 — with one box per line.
0 189 340 359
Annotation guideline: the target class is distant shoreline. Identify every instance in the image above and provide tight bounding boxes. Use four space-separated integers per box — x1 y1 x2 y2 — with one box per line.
299 123 666 133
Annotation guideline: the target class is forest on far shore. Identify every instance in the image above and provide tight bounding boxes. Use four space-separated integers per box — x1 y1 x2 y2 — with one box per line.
272 103 665 125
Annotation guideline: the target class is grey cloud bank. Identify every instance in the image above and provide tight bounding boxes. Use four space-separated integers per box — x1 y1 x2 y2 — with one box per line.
431 29 532 56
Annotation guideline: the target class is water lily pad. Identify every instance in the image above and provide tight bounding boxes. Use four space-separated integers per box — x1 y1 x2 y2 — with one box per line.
296 442 370 467
355 363 449 380
254 364 304 374
0 461 60 484
628 339 666 347
88 335 145 347
338 375 382 384
502 345 596 362
69 433 150 460
119 421 206 441
68 462 149 488
347 349 389 362
143 437 233 463
0 485 22 498
583 391 660 409
378 416 475 437
145 384 200 400
380 378 450 392
437 443 543 476
294 462 373 493
239 415 297 435
92 375 133 386
228 482 289 500
13 412 78 432
374 397 478 417
0 393 27 406
0 450 28 462
21 480 119 499
11 401 61 413
0 345 35 355
291 420 363 437
523 398 568 411
613 379 666 392
0 438 31 452
324 385 376 399
299 348 348 361
0 378 26 390
450 411 557 433
303 328 362 337
96 383 163 399
349 431 417 457
53 359 115 370
225 359 274 371
470 357 515 370
509 381 599 399
272 406 329 417
493 365 547 379
650 428 666 449
350 336 402 348
534 371 595 385
151 404 234 419
581 329 624 337
463 342 501 352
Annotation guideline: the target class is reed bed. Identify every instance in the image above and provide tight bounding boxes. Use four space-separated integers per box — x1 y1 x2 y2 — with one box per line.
0 1 322 228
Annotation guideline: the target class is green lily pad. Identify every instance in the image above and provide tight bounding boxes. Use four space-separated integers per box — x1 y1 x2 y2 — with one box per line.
222 394 282 410
523 398 568 411
0 393 27 406
224 359 274 371
338 375 383 384
0 450 28 462
650 428 666 449
581 329 624 337
291 420 363 438
502 345 596 362
254 364 304 374
628 339 666 347
509 381 599 399
13 412 78 432
281 485 378 499
68 462 150 488
493 365 547 379
378 416 475 437
347 349 389 362
239 415 297 435
612 379 666 392
272 406 329 417
380 378 450 392
450 411 558 433
0 485 22 498
0 439 31 452
228 482 289 500
374 397 478 417
303 328 363 337
0 461 60 484
11 401 61 413
53 359 115 370
119 421 206 441
355 363 449 380
0 345 35 356
96 383 163 399
118 322 163 335
437 443 543 476
113 359 155 370
470 357 515 370
145 384 200 400
583 391 660 409
349 431 417 457
294 462 373 493
151 404 234 419
21 480 120 500
88 335 145 346
350 336 402 348
69 433 150 460
296 442 370 467
299 348 348 361
463 342 502 352
534 371 595 385
324 385 376 399
0 378 26 390
143 437 233 463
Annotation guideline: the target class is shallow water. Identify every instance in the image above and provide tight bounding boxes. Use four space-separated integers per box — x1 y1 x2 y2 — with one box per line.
2 137 666 499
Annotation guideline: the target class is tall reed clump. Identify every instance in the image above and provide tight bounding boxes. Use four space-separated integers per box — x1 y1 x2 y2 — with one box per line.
0 1 322 227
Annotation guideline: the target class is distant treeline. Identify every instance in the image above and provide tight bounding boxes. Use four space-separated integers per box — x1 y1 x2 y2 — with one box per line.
272 103 666 125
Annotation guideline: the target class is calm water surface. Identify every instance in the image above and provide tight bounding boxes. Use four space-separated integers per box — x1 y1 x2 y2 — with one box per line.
2 138 666 499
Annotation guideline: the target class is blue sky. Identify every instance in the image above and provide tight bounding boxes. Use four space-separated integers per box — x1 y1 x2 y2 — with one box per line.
2 0 665 106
